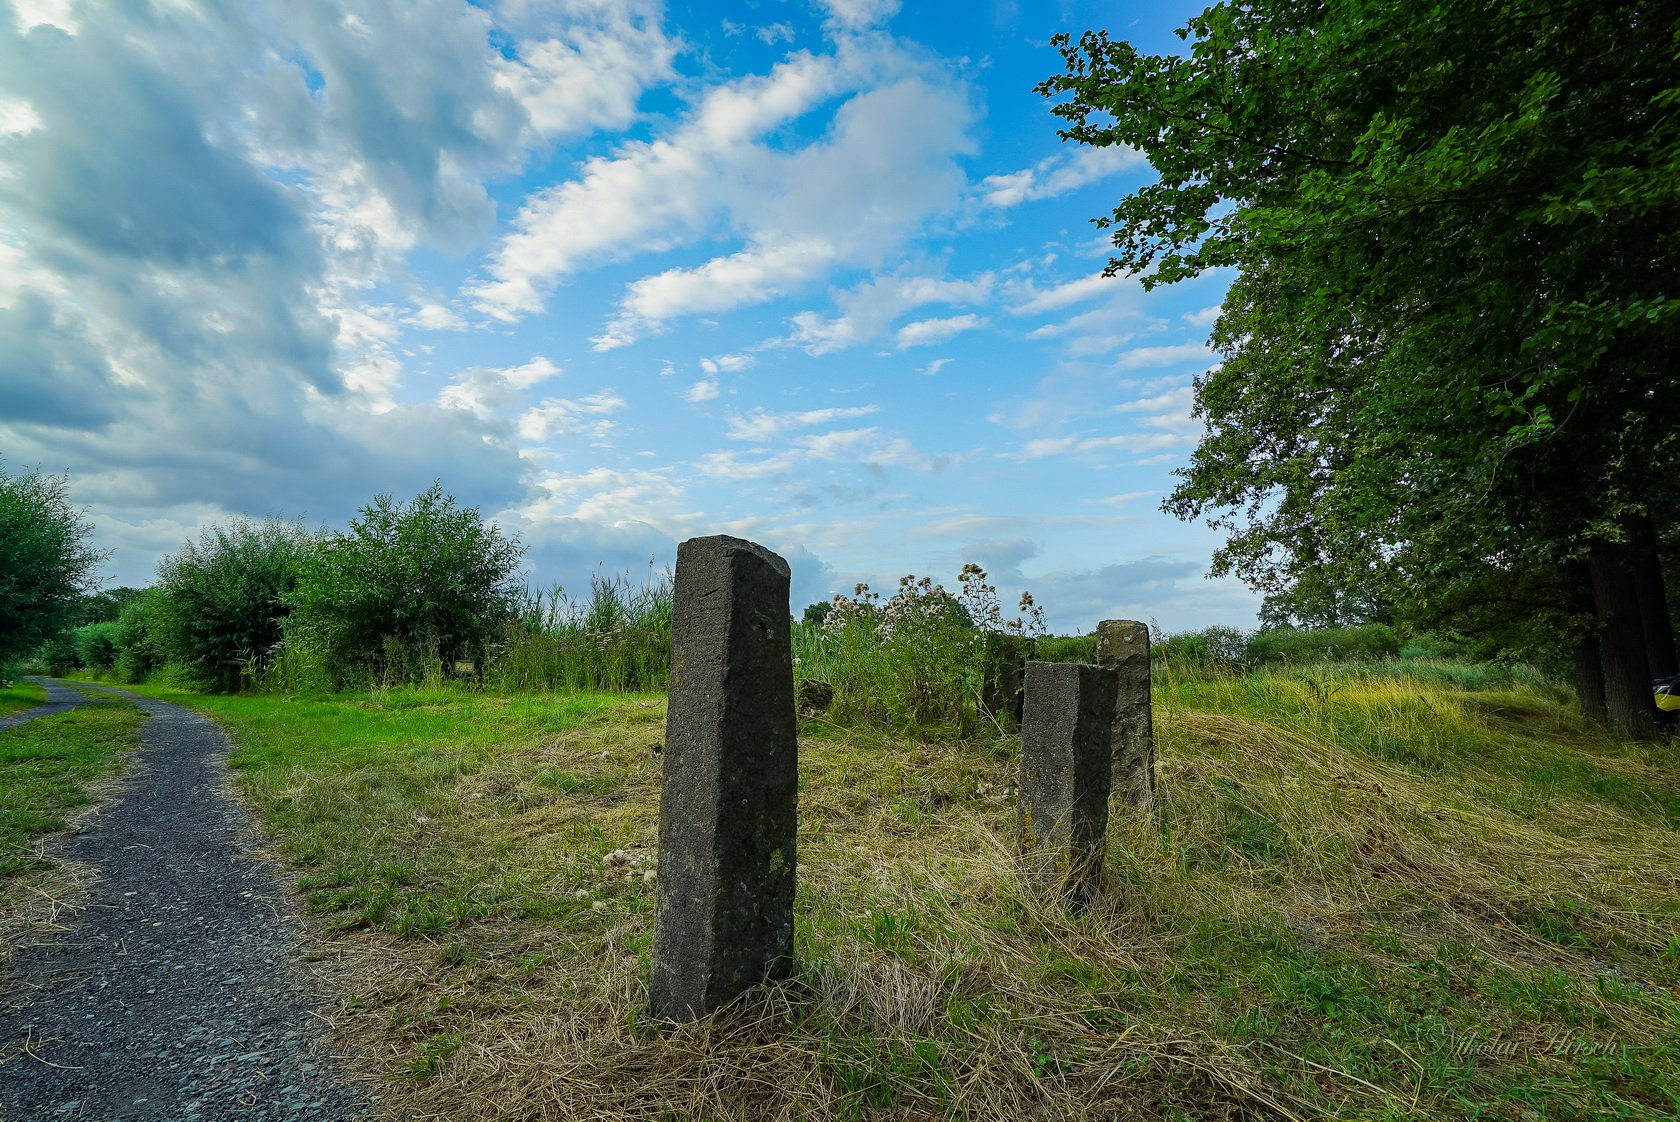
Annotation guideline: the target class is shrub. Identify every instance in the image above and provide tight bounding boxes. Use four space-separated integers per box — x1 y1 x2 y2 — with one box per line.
1247 623 1400 666
111 590 167 683
1033 634 1098 663
1157 625 1254 671
795 565 1045 735
71 621 120 673
285 484 524 687
154 517 315 692
492 571 673 692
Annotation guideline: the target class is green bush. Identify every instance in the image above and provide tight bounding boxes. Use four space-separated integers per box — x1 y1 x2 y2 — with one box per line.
71 621 120 673
284 484 524 687
1397 632 1465 660
1246 624 1400 666
1157 625 1253 670
111 590 167 683
154 517 315 692
1032 634 1098 663
794 566 1044 735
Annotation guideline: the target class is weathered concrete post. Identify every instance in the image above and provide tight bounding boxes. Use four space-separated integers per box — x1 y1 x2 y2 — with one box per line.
650 535 798 1021
981 633 1028 725
1017 661 1118 905
1095 619 1155 813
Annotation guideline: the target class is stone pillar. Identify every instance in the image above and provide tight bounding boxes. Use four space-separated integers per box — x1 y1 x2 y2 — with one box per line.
1095 619 1155 812
1017 661 1117 905
650 535 798 1021
981 633 1028 725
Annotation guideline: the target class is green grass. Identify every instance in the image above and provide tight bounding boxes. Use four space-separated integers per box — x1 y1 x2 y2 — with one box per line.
0 679 47 716
134 666 1680 1122
0 702 146 884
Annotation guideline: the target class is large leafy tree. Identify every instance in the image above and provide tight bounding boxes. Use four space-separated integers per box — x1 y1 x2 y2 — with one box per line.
1041 0 1680 736
0 462 105 668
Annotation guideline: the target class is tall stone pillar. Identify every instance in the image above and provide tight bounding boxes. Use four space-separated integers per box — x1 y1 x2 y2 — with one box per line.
1096 619 1155 812
650 536 798 1021
1017 661 1117 906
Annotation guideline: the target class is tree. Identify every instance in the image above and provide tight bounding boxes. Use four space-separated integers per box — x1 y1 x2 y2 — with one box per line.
285 483 524 683
153 517 315 692
0 462 105 668
1040 1 1680 736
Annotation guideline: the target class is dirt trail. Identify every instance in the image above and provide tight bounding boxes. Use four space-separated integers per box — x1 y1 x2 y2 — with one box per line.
0 681 372 1122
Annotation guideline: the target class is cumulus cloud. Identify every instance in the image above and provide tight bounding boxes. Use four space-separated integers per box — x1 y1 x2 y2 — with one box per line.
787 270 991 354
0 0 611 541
472 39 977 345
439 356 563 417
516 391 626 441
978 145 1143 208
493 0 676 141
814 0 902 30
894 313 984 349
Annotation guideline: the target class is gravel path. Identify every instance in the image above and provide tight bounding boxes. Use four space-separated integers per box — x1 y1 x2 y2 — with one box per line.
0 680 97 734
0 681 374 1122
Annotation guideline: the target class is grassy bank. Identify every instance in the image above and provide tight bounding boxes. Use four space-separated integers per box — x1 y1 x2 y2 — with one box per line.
0 699 147 959
141 663 1680 1121
0 679 46 716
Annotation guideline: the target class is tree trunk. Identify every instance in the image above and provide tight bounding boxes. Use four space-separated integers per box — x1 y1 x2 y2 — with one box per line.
1572 629 1608 728
1631 513 1678 679
1587 542 1658 741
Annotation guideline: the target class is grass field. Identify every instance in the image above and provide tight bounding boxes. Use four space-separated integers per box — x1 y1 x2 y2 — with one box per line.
137 662 1680 1121
0 679 47 716
0 700 147 960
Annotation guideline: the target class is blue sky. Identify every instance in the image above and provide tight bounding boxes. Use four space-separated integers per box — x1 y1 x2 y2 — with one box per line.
0 0 1259 633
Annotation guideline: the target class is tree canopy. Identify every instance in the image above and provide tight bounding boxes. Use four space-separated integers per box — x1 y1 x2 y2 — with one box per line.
285 483 525 682
1042 0 1680 733
0 462 105 668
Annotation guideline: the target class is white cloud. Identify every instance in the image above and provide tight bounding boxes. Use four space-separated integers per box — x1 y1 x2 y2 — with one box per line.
918 357 952 376
0 97 42 135
979 144 1143 208
493 1 676 141
472 40 977 344
11 0 76 34
701 353 756 374
787 270 991 354
1114 341 1212 370
1017 430 1193 461
439 356 564 417
725 404 878 441
469 49 853 320
1009 272 1116 316
683 378 719 402
895 313 984 349
516 391 626 441
814 0 901 30
404 301 468 330
1184 304 1222 327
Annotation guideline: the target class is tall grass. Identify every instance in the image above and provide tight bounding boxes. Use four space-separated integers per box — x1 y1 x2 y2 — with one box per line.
136 655 1680 1121
491 572 674 693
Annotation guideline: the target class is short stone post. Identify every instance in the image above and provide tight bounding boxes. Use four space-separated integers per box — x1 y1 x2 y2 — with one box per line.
1095 619 1155 813
650 535 798 1021
1017 661 1118 906
981 633 1028 725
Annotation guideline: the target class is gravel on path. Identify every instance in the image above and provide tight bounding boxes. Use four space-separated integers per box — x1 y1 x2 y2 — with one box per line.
0 681 375 1122
0 681 99 734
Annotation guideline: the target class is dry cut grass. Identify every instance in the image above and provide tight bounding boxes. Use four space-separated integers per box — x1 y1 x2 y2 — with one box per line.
153 665 1680 1121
